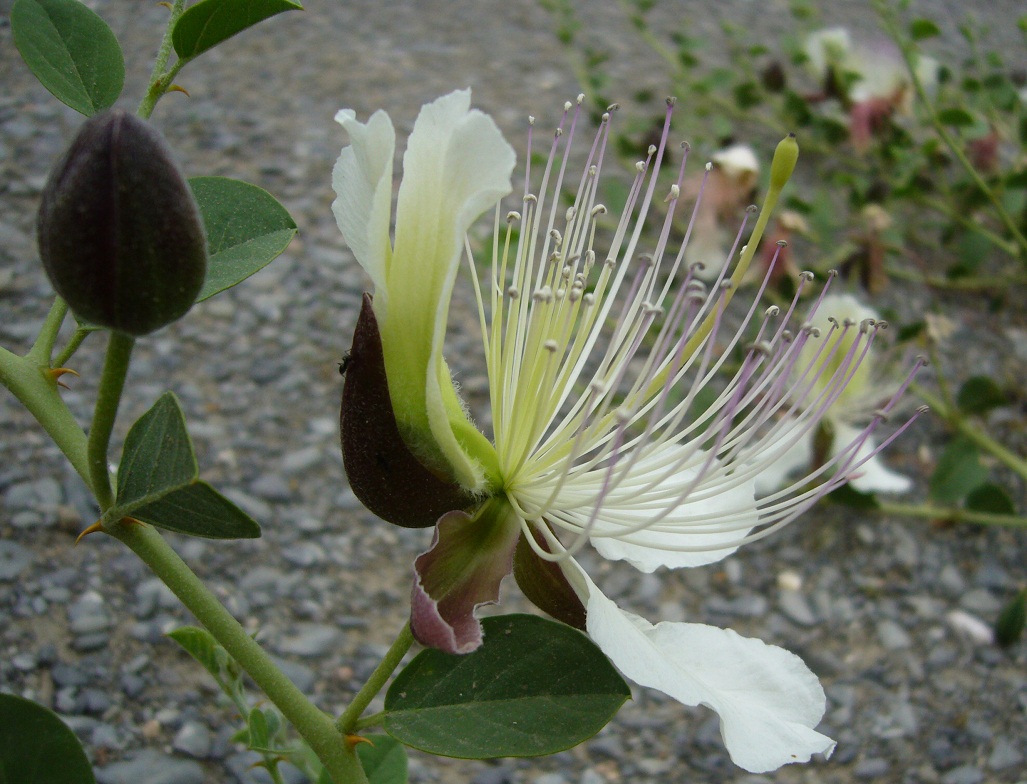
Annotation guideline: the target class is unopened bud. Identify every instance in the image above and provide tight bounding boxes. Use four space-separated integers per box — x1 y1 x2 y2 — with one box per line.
37 110 207 336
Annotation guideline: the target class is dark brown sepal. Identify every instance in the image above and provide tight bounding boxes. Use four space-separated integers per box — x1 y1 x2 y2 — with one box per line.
514 525 587 631
37 110 207 336
340 294 475 527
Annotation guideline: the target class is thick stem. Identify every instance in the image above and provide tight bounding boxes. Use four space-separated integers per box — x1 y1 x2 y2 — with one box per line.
0 345 91 486
26 297 69 365
112 523 364 782
337 624 414 733
88 331 135 510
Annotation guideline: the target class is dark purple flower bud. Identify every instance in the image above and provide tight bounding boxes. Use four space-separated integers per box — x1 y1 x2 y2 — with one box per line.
37 110 207 336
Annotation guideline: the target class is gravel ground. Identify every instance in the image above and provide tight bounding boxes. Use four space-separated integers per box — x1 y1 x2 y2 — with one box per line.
1 1 1026 783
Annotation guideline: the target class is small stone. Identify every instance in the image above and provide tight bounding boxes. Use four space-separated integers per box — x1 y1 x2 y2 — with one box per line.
854 758 890 778
941 765 985 784
535 775 567 784
876 619 912 650
4 477 63 526
173 721 212 759
281 542 326 568
250 473 293 502
960 588 1001 614
778 589 817 626
281 446 322 475
68 590 113 635
95 749 204 784
579 772 605 784
471 767 513 784
946 610 994 644
276 623 342 658
988 737 1024 771
11 653 37 672
0 540 32 580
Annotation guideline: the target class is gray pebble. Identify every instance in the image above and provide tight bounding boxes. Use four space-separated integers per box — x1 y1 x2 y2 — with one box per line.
960 588 1001 614
68 591 113 635
471 768 514 784
534 775 568 784
281 541 326 568
250 473 293 502
4 476 63 525
0 540 32 580
173 720 212 759
877 619 913 650
281 446 323 475
778 589 817 626
579 773 605 784
96 749 204 784
276 623 342 658
988 737 1024 771
854 757 890 778
941 765 985 784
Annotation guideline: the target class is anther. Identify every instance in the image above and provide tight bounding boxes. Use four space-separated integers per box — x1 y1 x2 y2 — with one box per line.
746 341 773 357
550 229 563 245
746 204 758 213
507 211 521 222
776 239 788 247
544 339 559 352
799 270 815 281
872 409 890 422
591 204 607 217
576 93 585 104
680 141 690 152
666 184 680 202
607 103 619 112
564 101 572 111
507 285 520 299
635 161 647 173
765 305 780 318
525 194 538 204
705 162 713 172
827 269 839 278
666 97 677 107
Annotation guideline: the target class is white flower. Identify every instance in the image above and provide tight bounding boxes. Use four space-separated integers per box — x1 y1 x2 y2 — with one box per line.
334 91 924 773
755 293 914 495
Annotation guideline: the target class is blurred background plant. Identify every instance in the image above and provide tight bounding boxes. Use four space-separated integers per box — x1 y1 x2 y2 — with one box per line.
542 0 1027 643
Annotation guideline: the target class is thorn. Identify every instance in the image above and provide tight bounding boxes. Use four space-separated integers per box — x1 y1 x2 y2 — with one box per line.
75 520 104 544
168 84 191 97
345 734 374 749
158 1 172 7
47 367 80 389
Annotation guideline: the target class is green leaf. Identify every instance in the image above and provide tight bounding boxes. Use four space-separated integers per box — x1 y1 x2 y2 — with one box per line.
116 392 198 511
356 735 408 784
189 177 297 301
909 18 941 40
928 436 989 504
965 483 1016 515
0 693 95 784
167 626 223 680
172 0 303 60
133 481 261 539
956 376 1008 415
384 615 629 759
937 107 976 127
112 393 260 538
995 589 1026 647
10 0 124 116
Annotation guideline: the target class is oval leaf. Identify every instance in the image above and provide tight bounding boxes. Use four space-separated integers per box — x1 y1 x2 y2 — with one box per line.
11 0 124 116
132 481 261 539
0 693 96 784
928 436 989 504
189 177 297 301
956 375 1008 415
384 614 629 759
172 0 303 59
909 18 941 41
356 735 408 784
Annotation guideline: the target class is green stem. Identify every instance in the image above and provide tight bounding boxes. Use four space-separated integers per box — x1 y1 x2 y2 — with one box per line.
885 263 1027 291
877 501 1027 529
111 523 362 783
26 297 69 365
876 1 1027 263
0 345 90 487
352 712 386 732
914 383 1027 481
337 624 414 733
138 0 189 120
53 326 93 369
88 331 135 511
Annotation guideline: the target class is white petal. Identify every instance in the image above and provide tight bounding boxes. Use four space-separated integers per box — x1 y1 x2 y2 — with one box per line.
834 423 912 494
332 108 396 313
564 561 835 773
384 89 515 489
577 449 759 571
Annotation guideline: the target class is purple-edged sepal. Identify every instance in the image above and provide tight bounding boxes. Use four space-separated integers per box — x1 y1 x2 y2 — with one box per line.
411 499 521 654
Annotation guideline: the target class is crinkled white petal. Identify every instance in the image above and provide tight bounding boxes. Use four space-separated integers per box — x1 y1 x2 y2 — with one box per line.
833 422 912 494
570 449 759 571
563 561 835 774
386 90 515 489
332 108 396 315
